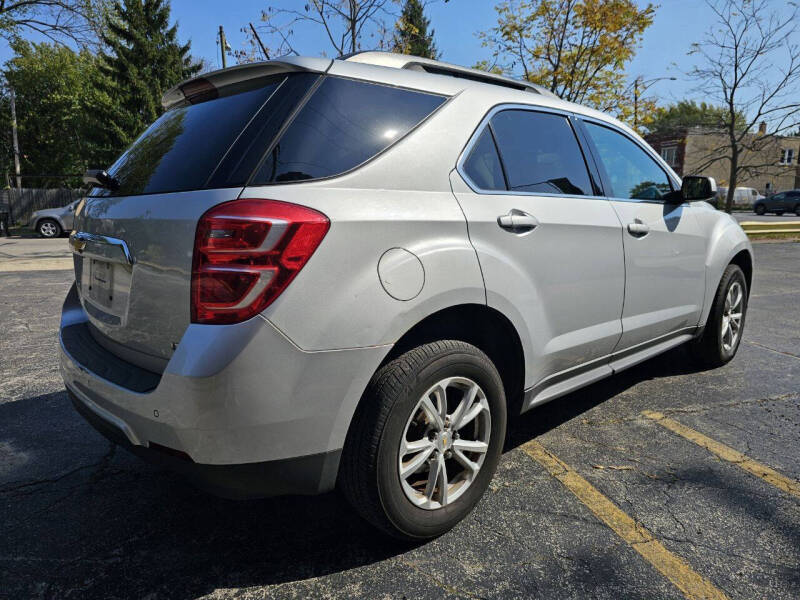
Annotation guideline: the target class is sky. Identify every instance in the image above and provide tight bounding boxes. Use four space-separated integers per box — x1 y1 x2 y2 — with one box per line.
165 0 728 105
1 0 797 108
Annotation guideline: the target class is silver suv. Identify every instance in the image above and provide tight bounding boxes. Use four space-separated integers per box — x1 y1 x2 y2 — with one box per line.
61 52 753 540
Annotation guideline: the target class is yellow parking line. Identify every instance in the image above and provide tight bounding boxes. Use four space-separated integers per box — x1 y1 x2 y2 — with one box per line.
642 411 800 500
521 440 729 600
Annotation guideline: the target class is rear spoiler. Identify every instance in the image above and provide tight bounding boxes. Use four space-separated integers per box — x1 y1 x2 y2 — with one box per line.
161 57 332 110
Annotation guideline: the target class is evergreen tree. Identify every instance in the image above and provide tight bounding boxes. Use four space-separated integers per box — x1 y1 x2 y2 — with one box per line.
393 0 438 59
93 0 199 164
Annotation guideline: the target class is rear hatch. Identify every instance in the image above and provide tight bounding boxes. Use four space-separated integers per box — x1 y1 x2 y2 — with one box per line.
71 62 327 371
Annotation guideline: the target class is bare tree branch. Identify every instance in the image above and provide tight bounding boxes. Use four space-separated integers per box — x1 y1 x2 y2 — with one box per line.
688 0 800 212
249 0 393 60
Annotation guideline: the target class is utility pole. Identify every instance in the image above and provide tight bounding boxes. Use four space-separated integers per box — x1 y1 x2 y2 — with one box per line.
9 87 21 190
218 25 229 68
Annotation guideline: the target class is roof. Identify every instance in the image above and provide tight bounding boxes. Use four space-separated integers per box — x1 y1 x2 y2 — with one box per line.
160 52 634 141
162 52 562 109
341 51 560 99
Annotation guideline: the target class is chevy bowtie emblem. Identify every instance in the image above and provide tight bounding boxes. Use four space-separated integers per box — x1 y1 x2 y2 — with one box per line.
69 234 86 253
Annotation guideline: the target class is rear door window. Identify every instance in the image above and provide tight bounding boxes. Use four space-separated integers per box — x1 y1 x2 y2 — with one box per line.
251 77 447 184
488 110 594 196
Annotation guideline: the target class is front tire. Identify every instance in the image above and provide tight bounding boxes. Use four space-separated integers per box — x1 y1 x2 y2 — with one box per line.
340 340 506 541
794 204 800 217
37 219 61 238
754 204 766 215
691 264 748 368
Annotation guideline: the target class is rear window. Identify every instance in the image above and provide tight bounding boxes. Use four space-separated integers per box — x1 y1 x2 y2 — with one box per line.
251 77 447 184
92 74 318 197
91 74 446 197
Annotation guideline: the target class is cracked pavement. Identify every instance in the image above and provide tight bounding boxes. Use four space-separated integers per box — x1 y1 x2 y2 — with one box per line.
1 241 799 599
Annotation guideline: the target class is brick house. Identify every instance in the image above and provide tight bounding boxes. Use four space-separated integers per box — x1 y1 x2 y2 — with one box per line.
646 126 800 195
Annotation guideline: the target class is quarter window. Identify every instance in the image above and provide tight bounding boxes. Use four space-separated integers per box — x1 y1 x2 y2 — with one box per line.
462 128 506 191
252 77 446 184
584 122 672 200
489 110 594 196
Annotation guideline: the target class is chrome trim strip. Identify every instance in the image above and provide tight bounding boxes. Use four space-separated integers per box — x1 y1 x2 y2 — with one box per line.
70 231 134 265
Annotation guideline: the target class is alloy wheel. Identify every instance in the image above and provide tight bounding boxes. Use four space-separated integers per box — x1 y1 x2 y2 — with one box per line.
721 281 743 353
39 221 58 237
398 376 491 510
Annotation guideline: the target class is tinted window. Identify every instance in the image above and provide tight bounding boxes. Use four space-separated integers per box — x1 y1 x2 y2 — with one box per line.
463 128 506 190
95 76 288 197
253 77 446 184
490 110 593 195
584 122 672 200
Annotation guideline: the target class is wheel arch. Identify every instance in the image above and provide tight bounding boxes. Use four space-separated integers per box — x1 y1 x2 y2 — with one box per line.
729 248 753 295
35 216 63 234
700 215 753 326
378 303 527 419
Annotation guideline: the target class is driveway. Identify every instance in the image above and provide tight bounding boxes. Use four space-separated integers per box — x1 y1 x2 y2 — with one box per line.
1 243 799 599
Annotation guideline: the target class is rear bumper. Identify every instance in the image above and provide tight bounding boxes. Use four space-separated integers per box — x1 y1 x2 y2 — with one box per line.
60 284 390 498
69 389 341 498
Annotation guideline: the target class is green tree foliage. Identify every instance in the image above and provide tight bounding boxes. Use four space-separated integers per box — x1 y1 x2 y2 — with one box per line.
393 0 438 59
92 0 200 164
478 0 655 121
646 101 747 135
2 39 109 186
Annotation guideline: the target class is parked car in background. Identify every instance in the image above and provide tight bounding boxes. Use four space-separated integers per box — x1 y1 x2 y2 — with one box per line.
715 186 764 208
30 199 81 237
753 190 800 215
61 52 753 541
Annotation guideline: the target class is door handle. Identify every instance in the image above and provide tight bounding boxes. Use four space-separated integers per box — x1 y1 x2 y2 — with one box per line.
498 210 539 233
627 220 650 237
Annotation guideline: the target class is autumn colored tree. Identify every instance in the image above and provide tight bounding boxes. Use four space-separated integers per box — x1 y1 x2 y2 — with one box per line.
393 0 438 59
478 0 655 121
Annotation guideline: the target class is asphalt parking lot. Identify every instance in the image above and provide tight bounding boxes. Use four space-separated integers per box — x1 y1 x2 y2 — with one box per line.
1 237 799 599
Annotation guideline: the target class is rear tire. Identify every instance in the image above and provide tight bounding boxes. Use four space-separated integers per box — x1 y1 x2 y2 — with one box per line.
794 204 800 217
340 340 506 541
37 219 61 238
691 264 748 368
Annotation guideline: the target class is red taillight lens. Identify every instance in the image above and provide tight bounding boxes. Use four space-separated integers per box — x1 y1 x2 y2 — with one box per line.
191 199 329 324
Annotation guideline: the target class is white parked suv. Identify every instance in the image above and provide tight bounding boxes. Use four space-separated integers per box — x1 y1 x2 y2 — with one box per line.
61 52 753 540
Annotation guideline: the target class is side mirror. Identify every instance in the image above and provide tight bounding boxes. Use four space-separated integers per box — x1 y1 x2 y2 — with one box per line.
682 175 717 202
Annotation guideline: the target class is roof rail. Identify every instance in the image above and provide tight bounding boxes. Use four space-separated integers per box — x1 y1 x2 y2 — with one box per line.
341 51 559 99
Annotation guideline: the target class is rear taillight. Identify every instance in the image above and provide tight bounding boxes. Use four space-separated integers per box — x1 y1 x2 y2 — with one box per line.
191 198 329 324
